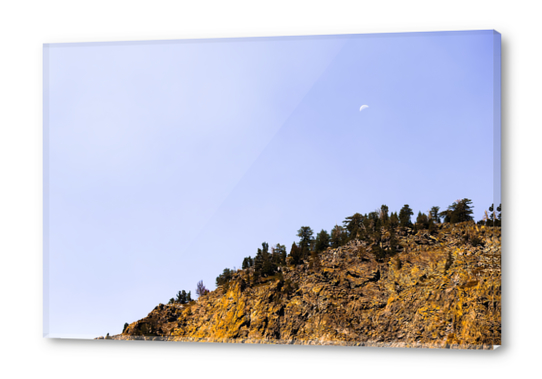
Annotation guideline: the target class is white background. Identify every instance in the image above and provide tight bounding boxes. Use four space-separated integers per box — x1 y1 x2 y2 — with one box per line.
0 0 538 378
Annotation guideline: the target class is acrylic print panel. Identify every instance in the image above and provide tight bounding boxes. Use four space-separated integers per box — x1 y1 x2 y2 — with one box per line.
43 30 501 349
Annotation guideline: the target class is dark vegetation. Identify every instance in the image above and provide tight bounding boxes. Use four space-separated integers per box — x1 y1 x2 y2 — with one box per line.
169 199 501 301
477 203 502 227
168 289 193 305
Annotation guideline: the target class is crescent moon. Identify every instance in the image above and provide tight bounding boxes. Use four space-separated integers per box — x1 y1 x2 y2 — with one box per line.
359 105 369 111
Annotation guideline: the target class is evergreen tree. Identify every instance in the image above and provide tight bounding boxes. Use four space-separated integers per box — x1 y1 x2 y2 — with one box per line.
389 228 399 255
416 211 429 229
216 268 234 287
271 244 287 266
399 204 414 227
368 211 381 231
430 206 441 223
343 213 364 240
389 212 399 229
297 227 314 260
379 205 389 225
297 227 314 251
289 242 302 265
280 244 287 265
440 199 474 223
253 254 263 277
330 224 347 248
262 242 275 276
453 198 474 222
489 203 494 219
486 203 501 226
242 256 253 270
314 229 331 253
254 242 274 277
176 290 188 304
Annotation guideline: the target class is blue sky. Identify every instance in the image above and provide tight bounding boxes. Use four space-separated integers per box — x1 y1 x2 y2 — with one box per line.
44 30 500 338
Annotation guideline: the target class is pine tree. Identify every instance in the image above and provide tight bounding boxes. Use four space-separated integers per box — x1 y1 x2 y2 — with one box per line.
379 205 389 225
368 211 381 231
330 224 347 248
176 290 188 304
262 242 275 276
289 242 302 265
254 249 263 276
416 211 429 229
343 213 364 240
389 212 399 229
440 199 474 223
297 227 314 260
430 206 441 223
253 242 274 277
399 204 414 227
216 268 234 287
389 228 399 255
314 229 331 253
279 244 287 265
242 256 253 270
271 244 287 266
484 204 494 226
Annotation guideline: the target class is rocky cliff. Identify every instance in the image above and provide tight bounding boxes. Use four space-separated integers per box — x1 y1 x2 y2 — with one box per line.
102 222 501 349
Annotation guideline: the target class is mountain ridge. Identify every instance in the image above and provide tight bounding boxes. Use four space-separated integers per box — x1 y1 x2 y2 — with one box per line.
98 222 501 349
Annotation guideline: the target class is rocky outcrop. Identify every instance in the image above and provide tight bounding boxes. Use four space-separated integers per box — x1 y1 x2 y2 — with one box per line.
103 222 501 349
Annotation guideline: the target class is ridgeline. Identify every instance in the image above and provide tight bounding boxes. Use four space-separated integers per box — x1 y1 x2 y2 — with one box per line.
99 216 501 349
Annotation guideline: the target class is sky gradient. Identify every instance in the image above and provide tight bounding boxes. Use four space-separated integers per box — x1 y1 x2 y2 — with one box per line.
44 30 501 338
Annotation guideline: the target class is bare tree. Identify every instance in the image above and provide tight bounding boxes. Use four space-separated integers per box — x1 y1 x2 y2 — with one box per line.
196 280 209 297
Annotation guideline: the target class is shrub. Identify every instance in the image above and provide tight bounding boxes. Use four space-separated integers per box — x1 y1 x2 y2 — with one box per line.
470 234 484 247
281 279 298 295
462 232 484 247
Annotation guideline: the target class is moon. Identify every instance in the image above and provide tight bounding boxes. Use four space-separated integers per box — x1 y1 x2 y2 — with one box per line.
359 105 369 111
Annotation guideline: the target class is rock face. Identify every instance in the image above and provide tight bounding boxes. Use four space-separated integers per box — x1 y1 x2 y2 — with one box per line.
106 222 501 349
